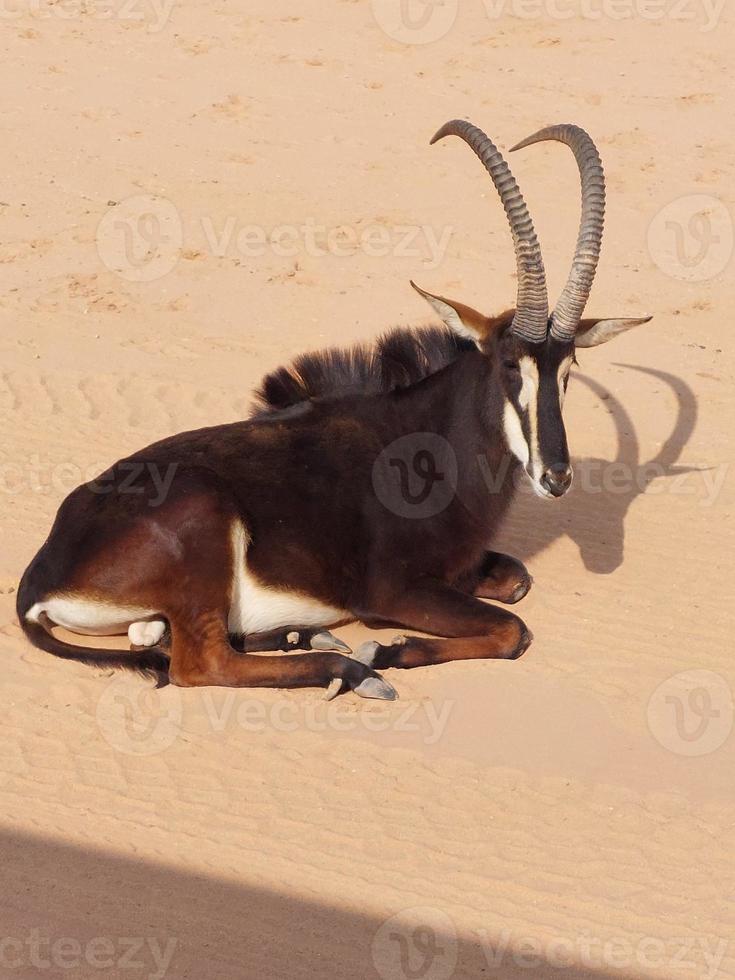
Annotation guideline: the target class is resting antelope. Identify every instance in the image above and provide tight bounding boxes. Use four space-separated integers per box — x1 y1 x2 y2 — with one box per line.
17 121 650 700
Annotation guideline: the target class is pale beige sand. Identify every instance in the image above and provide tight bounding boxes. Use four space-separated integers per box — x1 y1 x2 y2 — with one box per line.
1 1 734 977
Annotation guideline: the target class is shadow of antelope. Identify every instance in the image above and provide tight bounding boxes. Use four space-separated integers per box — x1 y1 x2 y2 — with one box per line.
499 365 698 574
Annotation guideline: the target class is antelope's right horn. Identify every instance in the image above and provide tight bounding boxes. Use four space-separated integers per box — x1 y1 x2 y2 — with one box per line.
431 119 549 344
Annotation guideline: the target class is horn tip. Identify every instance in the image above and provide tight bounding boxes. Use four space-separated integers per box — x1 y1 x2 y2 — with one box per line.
429 119 465 145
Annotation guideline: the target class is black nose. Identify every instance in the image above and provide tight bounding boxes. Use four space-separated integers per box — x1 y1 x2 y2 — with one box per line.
541 464 573 497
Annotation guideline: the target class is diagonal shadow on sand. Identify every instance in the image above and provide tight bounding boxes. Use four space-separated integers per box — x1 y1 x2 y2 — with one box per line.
2 827 651 979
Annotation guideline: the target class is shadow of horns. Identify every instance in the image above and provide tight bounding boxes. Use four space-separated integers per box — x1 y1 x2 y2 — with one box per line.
499 365 698 575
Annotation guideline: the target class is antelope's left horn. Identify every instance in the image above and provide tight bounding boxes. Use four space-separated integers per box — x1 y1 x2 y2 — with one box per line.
511 124 605 343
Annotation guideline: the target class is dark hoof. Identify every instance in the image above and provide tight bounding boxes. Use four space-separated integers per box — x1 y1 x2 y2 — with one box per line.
509 625 533 660
506 574 533 604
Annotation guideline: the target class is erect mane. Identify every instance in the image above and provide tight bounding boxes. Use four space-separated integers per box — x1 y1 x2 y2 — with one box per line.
251 326 476 416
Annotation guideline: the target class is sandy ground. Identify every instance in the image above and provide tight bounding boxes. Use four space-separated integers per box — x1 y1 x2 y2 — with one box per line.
1 0 734 977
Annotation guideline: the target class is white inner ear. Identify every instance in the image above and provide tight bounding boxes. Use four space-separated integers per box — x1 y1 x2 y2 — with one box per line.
418 292 480 343
575 317 651 348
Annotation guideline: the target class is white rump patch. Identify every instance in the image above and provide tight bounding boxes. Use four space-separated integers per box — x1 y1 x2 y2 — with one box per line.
26 597 157 636
228 521 348 636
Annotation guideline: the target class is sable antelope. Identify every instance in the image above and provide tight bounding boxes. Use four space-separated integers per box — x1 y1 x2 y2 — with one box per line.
17 121 651 700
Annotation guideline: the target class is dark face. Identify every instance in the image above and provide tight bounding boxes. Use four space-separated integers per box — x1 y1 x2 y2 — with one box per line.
495 329 575 498
410 282 651 499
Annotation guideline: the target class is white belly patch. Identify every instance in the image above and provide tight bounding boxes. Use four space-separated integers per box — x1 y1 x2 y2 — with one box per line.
227 521 348 636
26 597 157 636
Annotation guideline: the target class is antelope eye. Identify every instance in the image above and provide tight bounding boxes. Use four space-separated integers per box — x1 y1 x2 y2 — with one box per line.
503 360 521 372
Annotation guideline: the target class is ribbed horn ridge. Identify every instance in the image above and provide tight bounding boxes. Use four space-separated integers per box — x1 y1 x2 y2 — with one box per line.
431 120 549 343
511 124 605 342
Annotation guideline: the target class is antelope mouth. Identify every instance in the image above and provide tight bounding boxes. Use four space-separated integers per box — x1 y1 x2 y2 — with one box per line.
528 476 555 500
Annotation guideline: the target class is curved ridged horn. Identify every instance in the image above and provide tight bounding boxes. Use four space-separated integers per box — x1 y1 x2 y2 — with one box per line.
431 120 549 343
511 124 605 342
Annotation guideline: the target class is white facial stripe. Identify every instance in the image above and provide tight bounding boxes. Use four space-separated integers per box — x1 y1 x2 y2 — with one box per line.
502 401 529 466
517 356 537 409
518 356 543 480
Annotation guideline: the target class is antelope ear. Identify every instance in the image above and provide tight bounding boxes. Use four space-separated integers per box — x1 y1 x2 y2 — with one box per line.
410 281 494 343
575 315 652 348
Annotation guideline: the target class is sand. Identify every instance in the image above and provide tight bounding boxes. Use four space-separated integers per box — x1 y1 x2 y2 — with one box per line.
1 0 734 977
